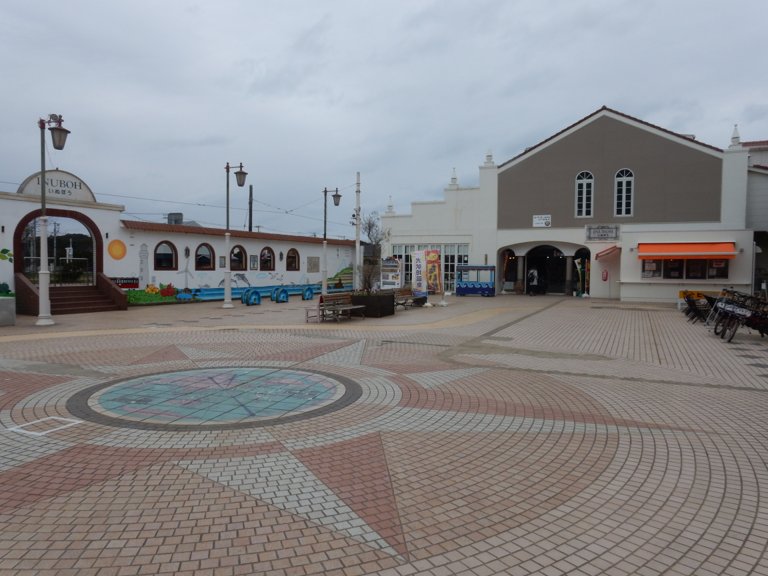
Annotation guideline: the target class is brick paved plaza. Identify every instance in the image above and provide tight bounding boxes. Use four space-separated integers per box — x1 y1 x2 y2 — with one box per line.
1 295 767 575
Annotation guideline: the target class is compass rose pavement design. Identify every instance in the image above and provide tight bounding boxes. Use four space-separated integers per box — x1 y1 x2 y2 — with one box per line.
1 296 768 575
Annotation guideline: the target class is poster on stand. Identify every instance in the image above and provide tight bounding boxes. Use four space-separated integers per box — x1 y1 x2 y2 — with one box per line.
380 257 402 289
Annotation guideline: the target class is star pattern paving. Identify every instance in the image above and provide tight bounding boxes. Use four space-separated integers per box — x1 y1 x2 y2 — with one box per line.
1 297 768 575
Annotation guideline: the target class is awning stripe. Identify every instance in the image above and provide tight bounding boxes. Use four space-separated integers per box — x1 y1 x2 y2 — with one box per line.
637 242 737 259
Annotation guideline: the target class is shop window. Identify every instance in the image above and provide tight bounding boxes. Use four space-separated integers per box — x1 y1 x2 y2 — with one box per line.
195 243 214 270
230 245 246 271
708 259 729 279
260 247 275 271
154 241 177 271
685 259 706 280
662 259 684 279
286 248 300 271
575 171 593 217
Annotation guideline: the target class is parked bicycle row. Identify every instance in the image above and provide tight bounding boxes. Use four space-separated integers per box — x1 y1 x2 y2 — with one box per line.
682 288 768 342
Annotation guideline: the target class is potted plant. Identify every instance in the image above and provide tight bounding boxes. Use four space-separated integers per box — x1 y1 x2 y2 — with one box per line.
350 289 396 318
0 249 15 326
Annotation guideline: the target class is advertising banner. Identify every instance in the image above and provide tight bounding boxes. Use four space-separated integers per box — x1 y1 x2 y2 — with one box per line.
412 250 428 298
425 249 442 293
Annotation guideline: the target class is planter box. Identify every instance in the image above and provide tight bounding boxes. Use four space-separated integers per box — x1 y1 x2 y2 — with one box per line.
351 293 395 318
0 297 15 327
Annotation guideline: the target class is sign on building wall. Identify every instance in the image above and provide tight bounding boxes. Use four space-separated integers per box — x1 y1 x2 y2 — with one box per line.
532 214 551 228
17 170 97 203
586 224 620 241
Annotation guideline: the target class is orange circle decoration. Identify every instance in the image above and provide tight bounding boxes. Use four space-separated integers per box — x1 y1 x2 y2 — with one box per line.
108 239 127 260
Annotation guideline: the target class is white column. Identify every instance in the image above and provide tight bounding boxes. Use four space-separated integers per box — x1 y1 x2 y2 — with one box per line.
36 215 54 325
223 232 233 308
321 240 328 296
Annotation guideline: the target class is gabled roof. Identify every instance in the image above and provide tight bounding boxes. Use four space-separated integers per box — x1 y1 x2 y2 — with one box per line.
120 220 354 246
498 106 724 171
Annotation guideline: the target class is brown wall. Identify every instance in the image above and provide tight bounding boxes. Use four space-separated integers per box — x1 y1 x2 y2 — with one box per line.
498 116 723 229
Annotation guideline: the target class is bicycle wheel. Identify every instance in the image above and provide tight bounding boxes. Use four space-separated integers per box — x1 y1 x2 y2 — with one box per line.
724 317 740 342
713 314 728 336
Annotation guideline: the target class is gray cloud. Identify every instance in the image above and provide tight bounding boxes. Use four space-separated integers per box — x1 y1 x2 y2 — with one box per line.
1 0 765 239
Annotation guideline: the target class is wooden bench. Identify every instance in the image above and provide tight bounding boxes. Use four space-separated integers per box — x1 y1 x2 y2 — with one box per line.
394 287 414 310
305 292 366 323
394 287 426 310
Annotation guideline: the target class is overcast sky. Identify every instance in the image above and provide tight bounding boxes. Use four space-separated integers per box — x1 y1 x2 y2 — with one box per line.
1 0 766 240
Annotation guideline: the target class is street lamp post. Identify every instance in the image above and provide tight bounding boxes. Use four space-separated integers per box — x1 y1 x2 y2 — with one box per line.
36 114 70 326
321 187 342 295
223 162 247 308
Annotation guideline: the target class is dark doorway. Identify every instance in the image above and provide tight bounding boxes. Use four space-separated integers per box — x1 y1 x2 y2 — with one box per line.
526 245 567 294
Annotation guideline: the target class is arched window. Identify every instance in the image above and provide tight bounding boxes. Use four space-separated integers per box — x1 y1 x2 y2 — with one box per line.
195 243 215 270
230 245 247 271
286 248 300 271
575 171 593 217
154 241 177 270
615 169 634 216
260 247 275 271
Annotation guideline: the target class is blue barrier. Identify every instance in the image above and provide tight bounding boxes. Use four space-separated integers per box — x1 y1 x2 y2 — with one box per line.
193 284 321 303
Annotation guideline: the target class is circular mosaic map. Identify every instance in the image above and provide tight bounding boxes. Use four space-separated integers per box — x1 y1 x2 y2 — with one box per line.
66 367 361 430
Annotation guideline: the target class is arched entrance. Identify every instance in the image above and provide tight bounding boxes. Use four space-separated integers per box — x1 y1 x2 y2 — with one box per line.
526 245 567 294
14 209 103 286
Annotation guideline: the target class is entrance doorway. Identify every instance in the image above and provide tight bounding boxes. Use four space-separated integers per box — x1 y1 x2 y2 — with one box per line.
14 209 103 286
526 245 567 294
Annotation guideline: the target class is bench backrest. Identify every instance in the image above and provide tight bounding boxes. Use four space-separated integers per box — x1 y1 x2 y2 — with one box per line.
321 292 353 306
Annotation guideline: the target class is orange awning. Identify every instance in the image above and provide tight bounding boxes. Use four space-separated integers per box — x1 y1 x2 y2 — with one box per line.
595 245 621 260
637 242 737 259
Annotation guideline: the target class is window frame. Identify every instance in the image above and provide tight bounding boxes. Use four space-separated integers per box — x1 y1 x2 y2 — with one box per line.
154 241 178 271
195 243 215 271
260 247 275 271
575 171 594 218
615 169 634 216
643 258 730 280
230 244 247 271
286 248 300 271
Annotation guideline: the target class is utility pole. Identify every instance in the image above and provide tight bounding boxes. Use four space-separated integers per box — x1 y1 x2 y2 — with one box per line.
248 184 253 232
354 172 361 290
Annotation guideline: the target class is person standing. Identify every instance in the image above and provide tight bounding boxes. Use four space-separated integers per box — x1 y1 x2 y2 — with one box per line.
527 268 538 295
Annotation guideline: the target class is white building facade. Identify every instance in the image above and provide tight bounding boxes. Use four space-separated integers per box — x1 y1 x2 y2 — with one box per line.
382 107 768 303
1 170 354 299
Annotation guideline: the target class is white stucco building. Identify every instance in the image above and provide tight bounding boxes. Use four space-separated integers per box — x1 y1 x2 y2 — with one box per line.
382 107 768 303
0 170 354 314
